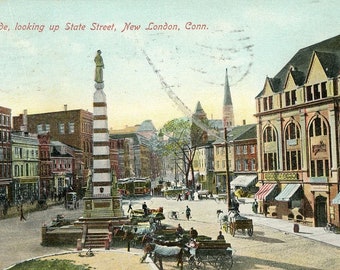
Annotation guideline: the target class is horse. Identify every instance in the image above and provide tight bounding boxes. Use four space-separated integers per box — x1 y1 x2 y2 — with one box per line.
113 225 155 249
141 242 183 270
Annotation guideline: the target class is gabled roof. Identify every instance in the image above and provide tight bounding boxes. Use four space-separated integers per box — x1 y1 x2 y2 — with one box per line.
312 51 339 78
51 146 72 158
228 124 257 142
256 35 340 97
290 68 305 86
212 123 257 145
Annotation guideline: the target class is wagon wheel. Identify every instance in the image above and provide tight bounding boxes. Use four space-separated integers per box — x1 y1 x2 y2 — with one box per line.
195 257 207 269
188 255 206 270
229 223 235 237
216 254 233 270
247 226 254 236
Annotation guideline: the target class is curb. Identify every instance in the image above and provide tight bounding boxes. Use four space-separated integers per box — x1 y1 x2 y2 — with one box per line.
3 249 159 270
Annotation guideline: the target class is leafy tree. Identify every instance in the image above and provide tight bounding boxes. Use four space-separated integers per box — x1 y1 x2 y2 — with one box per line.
160 117 207 189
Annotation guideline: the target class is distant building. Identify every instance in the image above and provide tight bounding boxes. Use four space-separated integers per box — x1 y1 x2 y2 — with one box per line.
0 106 11 203
13 107 93 192
213 123 257 194
50 141 75 196
37 132 52 199
11 131 39 203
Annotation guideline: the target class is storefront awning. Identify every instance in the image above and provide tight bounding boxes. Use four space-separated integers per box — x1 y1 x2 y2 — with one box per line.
231 175 257 188
332 192 340 204
275 184 302 202
255 183 277 201
0 180 12 186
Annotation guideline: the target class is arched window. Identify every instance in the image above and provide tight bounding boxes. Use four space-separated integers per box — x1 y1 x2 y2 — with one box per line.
285 122 301 171
309 117 327 137
263 125 278 171
263 126 276 142
309 116 329 177
285 122 300 140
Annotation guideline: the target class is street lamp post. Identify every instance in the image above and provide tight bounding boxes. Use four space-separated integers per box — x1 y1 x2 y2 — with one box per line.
224 127 232 211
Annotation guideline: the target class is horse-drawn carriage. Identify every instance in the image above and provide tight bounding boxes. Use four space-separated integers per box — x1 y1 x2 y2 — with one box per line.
189 239 233 270
140 230 233 270
221 210 253 237
130 207 165 224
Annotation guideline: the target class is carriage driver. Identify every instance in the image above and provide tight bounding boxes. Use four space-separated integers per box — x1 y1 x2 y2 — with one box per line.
176 223 184 236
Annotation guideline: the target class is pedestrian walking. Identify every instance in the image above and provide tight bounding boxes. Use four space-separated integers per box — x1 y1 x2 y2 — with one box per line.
185 205 191 220
142 201 148 216
127 200 133 213
263 202 268 217
252 199 258 214
19 204 26 221
177 193 182 201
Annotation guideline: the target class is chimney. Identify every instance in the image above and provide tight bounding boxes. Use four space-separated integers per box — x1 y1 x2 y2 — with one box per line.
243 119 246 125
64 104 67 111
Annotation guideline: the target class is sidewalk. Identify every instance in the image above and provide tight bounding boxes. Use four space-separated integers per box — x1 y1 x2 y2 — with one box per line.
239 198 340 248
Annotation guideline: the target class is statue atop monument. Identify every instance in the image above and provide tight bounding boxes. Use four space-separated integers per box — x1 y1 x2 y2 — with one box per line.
94 50 104 83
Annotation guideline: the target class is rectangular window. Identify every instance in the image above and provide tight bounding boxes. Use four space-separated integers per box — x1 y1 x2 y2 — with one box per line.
251 159 256 170
244 159 248 171
250 145 255 154
58 123 65 134
286 152 291 170
268 96 273 110
321 82 327 98
37 124 43 134
313 84 320 100
306 86 312 101
264 154 268 171
291 90 297 105
236 160 241 171
68 122 75 134
263 97 268 111
317 160 323 176
45 124 50 132
243 145 247 154
291 151 297 170
285 92 291 106
236 146 241 155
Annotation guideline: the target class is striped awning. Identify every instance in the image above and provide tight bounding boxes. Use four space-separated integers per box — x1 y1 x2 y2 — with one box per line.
275 184 302 202
255 183 277 201
332 192 340 204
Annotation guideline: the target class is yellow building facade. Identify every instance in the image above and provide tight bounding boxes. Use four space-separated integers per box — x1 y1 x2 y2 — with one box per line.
255 35 340 227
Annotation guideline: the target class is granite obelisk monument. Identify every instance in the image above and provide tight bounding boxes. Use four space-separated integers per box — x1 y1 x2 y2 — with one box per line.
83 50 123 218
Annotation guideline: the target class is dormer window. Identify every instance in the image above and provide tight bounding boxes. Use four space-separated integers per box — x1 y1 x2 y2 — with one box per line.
263 96 273 111
285 90 297 106
306 82 327 102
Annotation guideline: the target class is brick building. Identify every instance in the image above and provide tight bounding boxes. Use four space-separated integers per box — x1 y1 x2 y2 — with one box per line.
13 107 93 193
0 106 11 203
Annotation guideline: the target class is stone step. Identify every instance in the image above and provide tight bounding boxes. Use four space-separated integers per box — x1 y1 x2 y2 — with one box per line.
84 232 110 249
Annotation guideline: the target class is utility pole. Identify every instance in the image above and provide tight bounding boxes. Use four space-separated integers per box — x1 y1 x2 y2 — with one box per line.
224 127 232 210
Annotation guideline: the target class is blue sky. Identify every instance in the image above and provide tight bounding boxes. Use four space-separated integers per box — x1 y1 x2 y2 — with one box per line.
0 0 339 129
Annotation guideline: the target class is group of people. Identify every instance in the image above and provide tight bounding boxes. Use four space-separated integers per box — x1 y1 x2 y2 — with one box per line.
128 200 226 241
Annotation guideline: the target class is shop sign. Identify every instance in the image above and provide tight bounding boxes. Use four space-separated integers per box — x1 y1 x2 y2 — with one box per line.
264 172 298 181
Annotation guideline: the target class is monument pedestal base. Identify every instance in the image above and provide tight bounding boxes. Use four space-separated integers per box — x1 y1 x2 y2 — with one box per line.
83 195 124 218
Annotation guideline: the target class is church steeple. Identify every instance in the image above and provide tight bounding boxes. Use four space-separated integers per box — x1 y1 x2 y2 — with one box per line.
222 68 235 128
